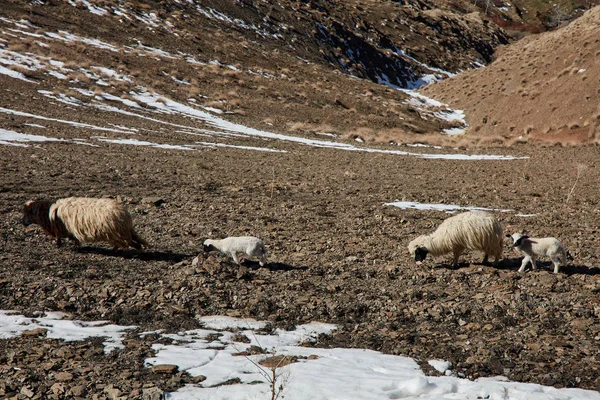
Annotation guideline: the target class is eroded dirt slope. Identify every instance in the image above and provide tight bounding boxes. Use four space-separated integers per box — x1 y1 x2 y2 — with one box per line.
421 6 600 146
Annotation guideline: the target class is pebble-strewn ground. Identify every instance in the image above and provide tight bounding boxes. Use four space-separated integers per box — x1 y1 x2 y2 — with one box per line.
3 137 600 397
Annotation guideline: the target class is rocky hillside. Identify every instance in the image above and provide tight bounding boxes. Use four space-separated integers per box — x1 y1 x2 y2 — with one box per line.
3 0 600 146
0 0 512 146
421 6 600 146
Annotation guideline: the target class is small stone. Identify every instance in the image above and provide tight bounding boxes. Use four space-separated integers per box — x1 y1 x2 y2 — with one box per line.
151 364 178 374
191 375 207 384
69 385 86 397
104 384 122 399
142 197 165 206
21 386 34 398
191 256 201 267
54 372 74 382
51 383 65 395
22 327 48 337
142 387 164 400
259 355 297 368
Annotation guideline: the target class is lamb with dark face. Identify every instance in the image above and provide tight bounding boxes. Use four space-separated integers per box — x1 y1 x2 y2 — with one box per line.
203 236 268 266
507 232 567 273
408 211 504 267
203 243 217 253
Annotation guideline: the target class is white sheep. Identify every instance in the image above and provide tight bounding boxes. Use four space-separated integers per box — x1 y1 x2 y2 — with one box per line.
507 232 567 274
203 236 268 266
408 211 503 267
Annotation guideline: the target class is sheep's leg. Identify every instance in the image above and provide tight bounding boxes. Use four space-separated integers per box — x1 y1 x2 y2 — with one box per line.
482 254 489 264
518 256 531 273
56 238 62 247
551 255 562 274
492 252 501 266
530 255 538 270
259 254 267 267
231 252 240 265
452 250 463 267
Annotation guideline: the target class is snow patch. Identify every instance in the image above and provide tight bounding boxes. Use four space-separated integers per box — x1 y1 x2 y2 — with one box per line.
0 311 135 353
0 128 64 146
92 136 195 151
0 65 37 83
384 201 512 213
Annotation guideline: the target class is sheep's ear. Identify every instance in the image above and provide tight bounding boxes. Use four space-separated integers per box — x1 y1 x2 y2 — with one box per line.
414 247 428 262
203 244 215 252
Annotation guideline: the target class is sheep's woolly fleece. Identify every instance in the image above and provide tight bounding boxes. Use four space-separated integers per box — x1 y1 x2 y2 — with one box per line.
24 197 146 249
408 211 503 264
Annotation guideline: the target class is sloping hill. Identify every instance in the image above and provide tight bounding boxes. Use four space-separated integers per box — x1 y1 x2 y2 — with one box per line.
0 0 514 146
421 6 600 146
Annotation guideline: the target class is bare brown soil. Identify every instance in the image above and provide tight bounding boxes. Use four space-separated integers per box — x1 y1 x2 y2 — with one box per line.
4 119 600 396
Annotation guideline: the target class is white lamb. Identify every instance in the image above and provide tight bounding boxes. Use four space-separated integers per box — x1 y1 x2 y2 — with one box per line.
408 211 503 267
507 232 567 274
203 236 268 266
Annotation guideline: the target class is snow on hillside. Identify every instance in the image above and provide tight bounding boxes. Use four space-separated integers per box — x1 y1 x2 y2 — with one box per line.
2 311 599 400
0 14 516 159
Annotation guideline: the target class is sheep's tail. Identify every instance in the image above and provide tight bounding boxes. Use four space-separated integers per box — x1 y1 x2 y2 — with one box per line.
131 230 148 250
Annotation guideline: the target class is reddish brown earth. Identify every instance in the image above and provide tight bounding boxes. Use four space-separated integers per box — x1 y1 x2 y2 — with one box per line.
2 1 600 399
421 6 600 146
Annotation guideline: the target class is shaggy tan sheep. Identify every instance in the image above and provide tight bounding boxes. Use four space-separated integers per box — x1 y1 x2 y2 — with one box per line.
23 197 147 250
408 211 503 267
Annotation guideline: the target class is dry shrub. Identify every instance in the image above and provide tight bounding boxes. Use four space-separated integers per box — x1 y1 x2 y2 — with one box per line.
111 80 132 93
367 128 409 144
345 127 374 141
286 121 312 132
186 86 203 97
313 123 337 134
473 134 507 147
227 99 242 108
505 136 528 147
68 71 92 84
8 64 34 75
205 101 225 110
8 42 28 53
121 93 139 103
222 69 240 77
